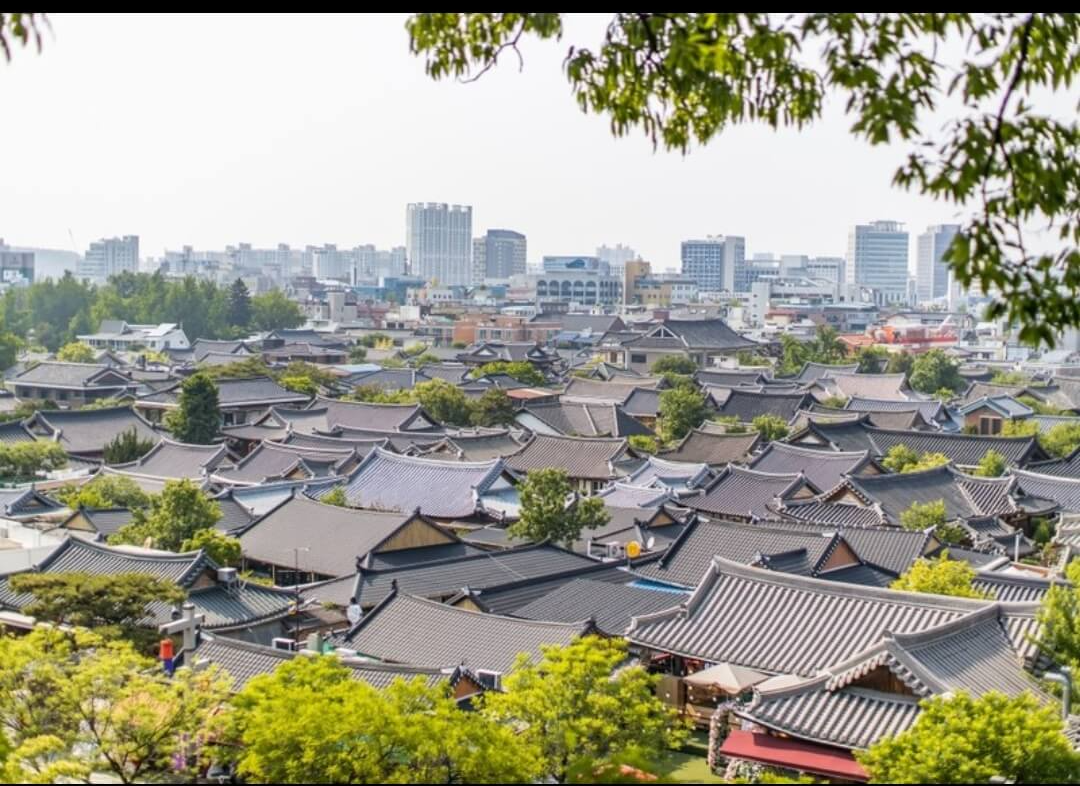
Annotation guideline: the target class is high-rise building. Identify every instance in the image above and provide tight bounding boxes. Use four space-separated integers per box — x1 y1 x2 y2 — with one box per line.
0 239 34 286
680 235 746 292
845 221 909 305
916 224 960 303
596 243 637 276
406 203 473 286
354 245 407 284
805 256 846 284
79 235 139 283
473 229 526 282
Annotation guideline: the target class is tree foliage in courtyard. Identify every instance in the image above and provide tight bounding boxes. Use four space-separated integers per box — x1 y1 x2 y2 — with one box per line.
890 551 988 599
510 467 610 545
410 13 1080 346
167 372 220 444
110 478 222 551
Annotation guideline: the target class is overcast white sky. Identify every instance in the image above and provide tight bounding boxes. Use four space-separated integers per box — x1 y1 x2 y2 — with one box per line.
2 13 987 271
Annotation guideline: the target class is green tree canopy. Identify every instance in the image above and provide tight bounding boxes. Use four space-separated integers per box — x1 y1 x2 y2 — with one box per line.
180 528 241 567
890 551 989 599
321 486 349 508
854 345 889 373
973 448 1007 477
650 355 698 376
857 691 1080 783
628 434 658 454
409 13 1080 346
899 498 967 545
167 372 220 444
0 442 66 480
481 636 687 782
908 349 963 394
752 414 789 442
509 467 610 545
52 474 151 510
110 478 222 551
473 360 546 386
470 387 517 427
658 386 708 443
1033 559 1080 694
224 655 542 784
881 444 951 474
102 426 157 465
251 289 304 332
412 378 473 426
55 341 95 363
227 277 252 328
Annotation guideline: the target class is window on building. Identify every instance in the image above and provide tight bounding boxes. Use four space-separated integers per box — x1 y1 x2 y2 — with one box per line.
631 354 647 364
979 416 1002 435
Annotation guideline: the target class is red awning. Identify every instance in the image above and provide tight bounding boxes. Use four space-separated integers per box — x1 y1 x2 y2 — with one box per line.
719 730 869 782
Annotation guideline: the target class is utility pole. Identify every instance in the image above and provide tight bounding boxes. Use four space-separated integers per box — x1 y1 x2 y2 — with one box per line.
292 546 310 648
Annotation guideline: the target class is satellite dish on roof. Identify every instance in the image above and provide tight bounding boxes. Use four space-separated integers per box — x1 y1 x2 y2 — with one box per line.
346 604 362 625
646 536 656 551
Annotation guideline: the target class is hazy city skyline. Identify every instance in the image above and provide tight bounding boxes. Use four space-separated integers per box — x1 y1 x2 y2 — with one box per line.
0 13 1023 273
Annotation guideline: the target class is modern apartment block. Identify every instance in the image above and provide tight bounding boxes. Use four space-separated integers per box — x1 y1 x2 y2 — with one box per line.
406 203 473 286
596 243 637 276
680 235 746 292
845 221 909 305
916 224 960 303
805 256 846 284
473 229 526 282
78 235 139 283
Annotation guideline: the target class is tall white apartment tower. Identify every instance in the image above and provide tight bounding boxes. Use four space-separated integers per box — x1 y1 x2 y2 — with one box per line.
79 235 139 283
845 221 909 305
406 203 473 286
916 224 960 303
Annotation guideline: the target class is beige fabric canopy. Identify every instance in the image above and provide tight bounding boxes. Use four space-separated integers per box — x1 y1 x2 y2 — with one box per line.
683 662 768 693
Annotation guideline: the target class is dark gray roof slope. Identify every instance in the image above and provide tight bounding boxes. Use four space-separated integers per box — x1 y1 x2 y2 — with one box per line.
505 434 628 481
846 396 945 423
114 438 229 478
659 428 761 467
1011 468 1080 513
314 396 442 432
417 430 527 462
513 578 683 635
655 318 758 350
628 558 1039 676
714 389 810 423
695 369 769 387
561 377 661 404
12 361 130 389
212 441 362 485
793 362 859 384
775 499 887 529
520 399 656 438
28 407 160 455
0 420 36 444
338 592 590 673
63 507 135 538
840 465 1016 524
750 443 872 493
1025 448 1080 479
0 487 64 518
684 466 813 521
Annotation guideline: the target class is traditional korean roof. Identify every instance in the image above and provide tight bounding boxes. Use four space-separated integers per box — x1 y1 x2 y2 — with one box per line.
1025 448 1080 479
415 430 526 462
1011 468 1080 514
345 367 425 392
0 420 36 444
714 389 810 424
621 387 663 419
456 341 560 365
694 369 770 387
113 437 229 479
517 400 652 438
845 396 945 423
958 395 1034 419
819 372 910 401
751 443 873 494
973 571 1066 603
280 429 435 454
792 362 859 384
594 483 676 509
627 558 1040 677
561 377 662 405
635 519 850 588
619 455 713 493
26 406 160 456
311 396 442 432
0 487 64 518
633 318 758 351
11 361 132 391
170 582 298 631
505 433 629 481
60 506 135 538
190 339 253 362
337 591 591 674
189 634 453 691
659 428 761 467
512 578 683 635
307 447 510 519
835 464 1017 525
211 441 363 486
775 499 887 529
138 377 310 410
415 363 471 384
237 493 455 578
683 466 817 521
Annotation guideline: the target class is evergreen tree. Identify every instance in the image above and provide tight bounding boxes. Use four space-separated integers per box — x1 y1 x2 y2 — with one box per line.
102 426 157 465
167 372 220 444
228 277 252 329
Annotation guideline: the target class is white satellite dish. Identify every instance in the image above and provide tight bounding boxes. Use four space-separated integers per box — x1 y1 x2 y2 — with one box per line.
346 604 362 625
646 536 656 550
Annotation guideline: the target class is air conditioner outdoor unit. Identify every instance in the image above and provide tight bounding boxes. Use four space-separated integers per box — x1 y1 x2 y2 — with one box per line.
216 567 238 585
271 637 297 652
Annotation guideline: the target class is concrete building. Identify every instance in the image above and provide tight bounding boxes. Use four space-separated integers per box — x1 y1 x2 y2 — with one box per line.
845 221 909 305
596 243 637 276
406 203 473 286
0 239 34 286
916 224 960 303
805 256 846 284
624 259 697 307
79 236 139 283
531 256 622 306
354 245 407 284
681 235 746 292
473 229 526 282
78 320 190 351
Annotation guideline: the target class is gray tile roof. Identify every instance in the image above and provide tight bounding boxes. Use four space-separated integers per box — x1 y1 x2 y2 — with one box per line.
189 634 451 691
238 494 444 578
621 388 662 418
819 372 910 401
654 318 758 351
415 363 471 384
714 389 810 423
0 487 64 518
12 361 132 390
505 433 628 481
307 447 509 519
659 428 761 467
793 362 859 384
619 455 713 493
695 369 770 387
636 519 847 588
139 377 310 409
1024 448 1080 479
512 578 684 635
212 441 361 485
0 420 36 444
518 401 652 438
561 377 662 404
846 396 945 423
973 572 1066 603
415 430 526 462
594 483 675 508
313 396 442 432
63 507 136 538
775 499 887 529
750 443 872 493
338 592 590 673
347 368 424 392
115 438 229 479
190 339 252 362
210 492 258 533
683 466 813 521
627 558 1038 678
28 406 160 456
838 465 1017 525
171 582 297 630
1011 468 1080 513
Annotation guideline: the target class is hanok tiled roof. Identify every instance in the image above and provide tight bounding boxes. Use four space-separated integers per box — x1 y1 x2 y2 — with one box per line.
635 519 848 588
174 582 297 631
338 591 590 674
346 368 424 392
561 377 662 404
659 428 761 467
307 447 509 519
650 318 758 351
189 634 452 691
683 466 815 521
312 396 442 432
12 361 132 390
594 483 675 509
792 362 859 384
190 339 252 362
695 369 770 387
1011 468 1080 513
139 377 310 409
836 465 1017 525
211 441 362 486
619 455 713 493
958 395 1034 419
714 389 810 423
820 372 910 401
628 558 1038 677
416 430 527 462
1024 448 1080 479
845 396 945 423
238 494 449 578
0 487 64 518
518 400 652 438
279 429 426 454
621 388 663 418
27 406 160 456
61 507 135 538
973 572 1066 603
750 443 872 494
114 437 229 479
505 433 628 481
0 420 36 444
775 499 887 529
512 578 683 635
